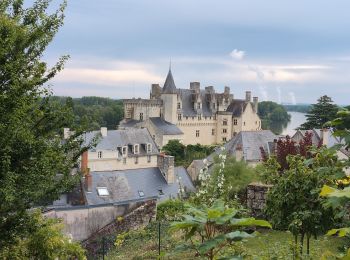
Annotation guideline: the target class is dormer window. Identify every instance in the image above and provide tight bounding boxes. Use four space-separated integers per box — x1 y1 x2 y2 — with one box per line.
223 119 228 126
197 103 201 109
178 114 182 121
213 103 216 109
98 151 103 159
133 144 139 154
177 102 181 109
122 146 127 157
146 143 152 153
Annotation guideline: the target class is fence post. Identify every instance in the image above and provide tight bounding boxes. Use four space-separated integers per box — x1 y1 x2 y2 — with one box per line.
158 221 161 256
102 237 105 260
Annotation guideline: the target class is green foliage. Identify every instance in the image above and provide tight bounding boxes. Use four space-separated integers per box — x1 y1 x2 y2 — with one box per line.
283 104 311 113
258 101 291 134
156 199 186 221
299 95 339 129
265 150 345 255
52 96 124 130
0 210 86 260
194 149 258 208
211 156 259 203
170 199 271 260
162 140 215 167
0 0 89 247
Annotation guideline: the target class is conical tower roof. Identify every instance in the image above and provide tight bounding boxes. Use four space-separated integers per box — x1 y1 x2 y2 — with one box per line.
162 69 177 94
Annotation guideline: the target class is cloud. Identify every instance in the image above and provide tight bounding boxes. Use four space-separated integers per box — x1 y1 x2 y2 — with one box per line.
230 49 245 60
53 59 163 86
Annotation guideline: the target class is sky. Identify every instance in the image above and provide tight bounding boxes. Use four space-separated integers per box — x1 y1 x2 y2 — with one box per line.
37 0 350 104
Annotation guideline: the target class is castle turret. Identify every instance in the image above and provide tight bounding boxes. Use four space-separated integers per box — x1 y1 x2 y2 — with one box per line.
161 69 178 123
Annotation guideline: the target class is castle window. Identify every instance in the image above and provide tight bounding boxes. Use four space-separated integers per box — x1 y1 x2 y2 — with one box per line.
212 129 215 136
147 155 151 163
133 144 139 154
198 114 201 120
123 158 127 164
197 103 201 109
135 156 138 164
192 117 195 120
223 129 227 134
177 102 181 109
223 119 228 126
222 137 227 142
146 143 152 153
243 122 246 126
186 116 188 120
139 113 144 121
178 114 182 121
213 103 216 109
196 130 200 137
234 119 238 125
122 146 127 156
255 121 257 125
98 151 103 159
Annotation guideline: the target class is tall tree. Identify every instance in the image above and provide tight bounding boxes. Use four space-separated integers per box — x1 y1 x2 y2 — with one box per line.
0 0 87 247
299 95 339 129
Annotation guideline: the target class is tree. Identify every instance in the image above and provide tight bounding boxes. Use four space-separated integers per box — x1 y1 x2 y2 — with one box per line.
170 199 271 260
162 139 186 162
258 101 291 134
0 0 88 248
299 95 339 129
265 150 345 255
0 210 86 260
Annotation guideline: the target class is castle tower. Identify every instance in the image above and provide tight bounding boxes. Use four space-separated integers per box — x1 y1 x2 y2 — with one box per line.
161 68 178 123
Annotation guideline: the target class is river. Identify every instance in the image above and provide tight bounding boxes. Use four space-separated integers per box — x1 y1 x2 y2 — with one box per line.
281 112 307 136
267 112 306 135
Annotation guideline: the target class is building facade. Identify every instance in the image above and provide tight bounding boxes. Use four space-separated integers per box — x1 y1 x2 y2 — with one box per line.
120 68 261 147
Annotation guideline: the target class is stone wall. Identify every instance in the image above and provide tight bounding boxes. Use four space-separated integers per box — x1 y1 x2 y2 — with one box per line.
82 199 157 258
246 182 273 217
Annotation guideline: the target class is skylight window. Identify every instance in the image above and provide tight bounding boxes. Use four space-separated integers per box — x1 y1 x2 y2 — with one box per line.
138 190 145 197
97 187 109 196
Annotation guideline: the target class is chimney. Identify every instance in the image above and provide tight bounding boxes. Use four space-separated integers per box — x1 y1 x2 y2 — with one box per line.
157 154 175 184
245 91 252 102
190 82 200 93
63 128 70 139
151 84 161 99
253 97 258 112
235 144 243 161
320 128 329 146
81 150 88 174
85 168 92 192
101 127 108 137
224 86 230 95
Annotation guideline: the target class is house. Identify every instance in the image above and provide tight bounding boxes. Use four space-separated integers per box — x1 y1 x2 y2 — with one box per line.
47 128 195 241
120 68 261 148
291 128 350 175
187 130 277 180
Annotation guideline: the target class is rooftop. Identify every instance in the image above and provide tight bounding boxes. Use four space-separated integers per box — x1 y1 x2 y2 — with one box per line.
83 167 195 206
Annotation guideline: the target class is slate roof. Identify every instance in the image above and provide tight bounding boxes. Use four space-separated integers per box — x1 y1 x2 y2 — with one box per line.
118 119 141 128
83 167 196 205
162 69 177 94
291 129 343 148
208 130 277 163
82 128 158 155
149 117 184 135
226 99 248 117
178 89 215 117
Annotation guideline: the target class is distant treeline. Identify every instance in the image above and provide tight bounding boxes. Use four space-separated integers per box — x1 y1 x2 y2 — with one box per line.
283 104 311 113
51 96 124 130
258 101 291 134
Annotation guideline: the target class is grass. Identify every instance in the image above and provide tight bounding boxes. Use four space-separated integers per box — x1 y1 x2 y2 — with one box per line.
105 223 348 260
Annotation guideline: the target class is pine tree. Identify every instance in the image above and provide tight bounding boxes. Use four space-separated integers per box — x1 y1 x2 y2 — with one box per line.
299 95 339 129
0 0 87 247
